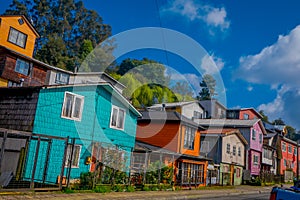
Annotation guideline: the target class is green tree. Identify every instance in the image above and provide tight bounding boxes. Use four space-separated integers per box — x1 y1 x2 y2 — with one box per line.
272 118 285 125
4 0 112 70
171 81 194 101
259 110 269 123
197 74 217 100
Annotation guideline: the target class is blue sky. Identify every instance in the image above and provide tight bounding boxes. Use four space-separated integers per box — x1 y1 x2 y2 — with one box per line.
2 0 300 129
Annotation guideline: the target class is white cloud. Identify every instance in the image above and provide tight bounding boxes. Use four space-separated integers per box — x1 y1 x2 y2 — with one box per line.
161 0 230 33
236 26 300 129
205 7 230 30
200 54 224 74
247 86 253 92
236 25 300 87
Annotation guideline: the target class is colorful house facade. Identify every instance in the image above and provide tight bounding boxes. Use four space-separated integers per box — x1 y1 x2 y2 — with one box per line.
0 83 141 185
136 111 208 187
200 128 247 185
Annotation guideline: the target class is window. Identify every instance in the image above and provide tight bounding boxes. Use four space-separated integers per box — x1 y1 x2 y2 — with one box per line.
65 144 81 168
233 145 236 156
193 111 202 119
201 141 210 153
252 129 256 140
292 162 295 168
282 142 286 152
284 159 287 167
15 58 30 76
288 144 292 154
226 144 230 154
110 106 126 130
243 113 249 120
8 27 27 48
55 72 70 84
179 162 204 184
259 134 262 144
294 147 297 155
61 92 84 121
253 155 259 165
183 126 195 150
238 147 241 156
8 81 22 87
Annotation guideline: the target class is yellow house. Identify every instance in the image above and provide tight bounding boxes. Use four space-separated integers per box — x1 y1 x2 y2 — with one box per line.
0 15 40 58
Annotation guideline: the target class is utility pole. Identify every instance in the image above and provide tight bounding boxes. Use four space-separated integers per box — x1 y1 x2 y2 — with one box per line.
297 140 299 179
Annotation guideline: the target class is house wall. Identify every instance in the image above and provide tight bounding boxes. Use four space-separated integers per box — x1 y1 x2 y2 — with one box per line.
0 87 40 132
181 102 204 120
221 134 245 167
219 163 243 185
136 121 180 153
249 150 261 176
280 140 297 175
24 85 138 182
200 135 220 162
0 51 48 86
250 122 263 152
239 109 260 120
0 16 37 57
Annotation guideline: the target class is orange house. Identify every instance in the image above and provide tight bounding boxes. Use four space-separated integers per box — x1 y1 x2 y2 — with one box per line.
0 15 52 87
136 111 208 187
0 15 39 57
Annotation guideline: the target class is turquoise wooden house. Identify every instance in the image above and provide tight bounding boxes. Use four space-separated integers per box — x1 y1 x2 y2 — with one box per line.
0 83 141 186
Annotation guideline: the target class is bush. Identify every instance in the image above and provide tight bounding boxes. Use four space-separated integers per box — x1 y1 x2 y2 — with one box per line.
112 184 126 192
80 172 94 190
63 187 75 193
126 185 135 192
142 185 151 191
94 185 111 193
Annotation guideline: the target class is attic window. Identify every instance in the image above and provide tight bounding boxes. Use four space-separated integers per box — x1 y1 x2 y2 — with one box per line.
8 27 27 48
18 18 24 25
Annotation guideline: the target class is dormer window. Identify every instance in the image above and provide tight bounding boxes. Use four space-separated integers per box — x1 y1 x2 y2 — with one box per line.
8 27 27 48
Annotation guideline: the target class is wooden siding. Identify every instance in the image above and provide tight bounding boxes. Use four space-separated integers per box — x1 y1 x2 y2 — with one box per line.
27 85 139 181
0 87 40 132
0 50 47 86
0 16 38 57
136 121 180 153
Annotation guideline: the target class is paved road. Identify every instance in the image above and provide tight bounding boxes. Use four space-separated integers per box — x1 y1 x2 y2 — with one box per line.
191 192 270 200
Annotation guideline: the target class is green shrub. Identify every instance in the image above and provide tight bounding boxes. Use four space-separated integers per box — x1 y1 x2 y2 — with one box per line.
126 185 135 192
63 187 75 194
142 186 151 191
94 185 111 193
80 172 94 190
112 184 126 192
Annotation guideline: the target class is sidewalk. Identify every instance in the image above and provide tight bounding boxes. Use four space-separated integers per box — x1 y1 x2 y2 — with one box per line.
0 184 288 200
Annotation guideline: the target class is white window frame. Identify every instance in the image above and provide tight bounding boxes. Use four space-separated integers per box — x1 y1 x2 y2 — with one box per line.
253 155 259 165
238 146 241 157
226 144 230 154
183 126 195 150
8 27 27 48
110 105 126 130
259 133 262 144
282 142 286 152
232 145 236 156
65 144 81 168
15 58 30 76
55 72 70 84
288 144 292 154
252 129 256 140
61 92 84 121
294 147 297 155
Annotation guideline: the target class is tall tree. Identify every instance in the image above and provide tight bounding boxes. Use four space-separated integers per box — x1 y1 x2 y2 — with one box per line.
259 110 269 123
4 0 112 71
197 74 217 100
171 82 194 101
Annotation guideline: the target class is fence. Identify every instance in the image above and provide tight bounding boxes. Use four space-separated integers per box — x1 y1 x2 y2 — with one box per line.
0 129 69 191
